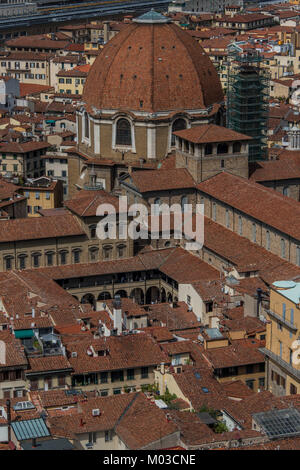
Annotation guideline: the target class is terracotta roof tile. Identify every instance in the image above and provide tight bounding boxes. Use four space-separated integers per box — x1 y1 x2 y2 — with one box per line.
198 173 300 241
83 21 223 114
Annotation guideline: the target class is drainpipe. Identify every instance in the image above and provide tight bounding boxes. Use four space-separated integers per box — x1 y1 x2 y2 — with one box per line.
6 399 11 443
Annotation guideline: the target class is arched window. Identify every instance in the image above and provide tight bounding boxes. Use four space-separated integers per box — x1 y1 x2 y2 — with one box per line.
238 215 243 235
171 118 187 146
217 143 228 154
45 251 55 266
116 118 131 146
84 112 89 139
72 249 81 264
181 195 188 213
212 202 216 221
32 252 40 268
283 186 289 197
226 209 230 228
89 246 98 262
117 244 126 258
153 197 161 215
60 250 68 265
4 255 13 271
205 143 212 155
233 142 241 153
266 230 270 251
19 254 26 270
103 245 113 260
252 223 257 243
89 224 96 239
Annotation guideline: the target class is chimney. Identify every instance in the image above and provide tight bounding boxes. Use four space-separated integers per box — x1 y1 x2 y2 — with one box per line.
32 307 35 318
103 22 110 43
113 295 122 335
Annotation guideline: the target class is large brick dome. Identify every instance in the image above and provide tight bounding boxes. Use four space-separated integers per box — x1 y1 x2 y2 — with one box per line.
82 10 224 114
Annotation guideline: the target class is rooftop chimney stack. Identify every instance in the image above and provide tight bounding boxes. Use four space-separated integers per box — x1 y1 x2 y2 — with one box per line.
113 295 122 335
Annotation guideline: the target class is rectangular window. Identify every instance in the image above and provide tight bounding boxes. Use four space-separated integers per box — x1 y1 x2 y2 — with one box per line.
141 367 148 379
282 303 286 321
105 431 112 441
73 250 80 264
30 379 38 391
246 379 254 390
58 376 66 386
100 372 108 383
259 377 265 390
127 369 134 381
46 192 50 200
35 192 40 200
111 370 124 383
46 253 53 266
88 432 97 444
290 383 297 395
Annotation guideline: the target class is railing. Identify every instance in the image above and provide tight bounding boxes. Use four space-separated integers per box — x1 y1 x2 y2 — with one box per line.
259 347 300 380
266 309 298 332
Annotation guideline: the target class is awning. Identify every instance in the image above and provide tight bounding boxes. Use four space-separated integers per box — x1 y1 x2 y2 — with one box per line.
14 329 34 339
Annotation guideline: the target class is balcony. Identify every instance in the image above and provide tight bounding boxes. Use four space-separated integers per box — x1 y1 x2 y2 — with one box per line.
259 347 300 381
266 309 298 332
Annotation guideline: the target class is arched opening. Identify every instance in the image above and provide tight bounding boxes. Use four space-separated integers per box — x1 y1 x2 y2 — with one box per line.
205 143 212 155
115 290 128 298
160 287 166 303
181 195 188 213
153 197 161 215
217 143 228 154
167 293 173 303
98 291 111 301
81 293 95 308
233 141 241 153
130 288 144 305
116 118 131 146
171 118 187 146
89 225 96 239
146 286 160 304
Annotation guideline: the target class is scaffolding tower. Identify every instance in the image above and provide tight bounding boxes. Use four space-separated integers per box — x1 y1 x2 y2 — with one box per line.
226 51 269 162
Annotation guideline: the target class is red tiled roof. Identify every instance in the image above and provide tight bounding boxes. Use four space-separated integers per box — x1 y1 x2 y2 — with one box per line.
0 213 85 242
64 189 120 216
198 172 300 241
128 168 196 193
202 338 265 369
83 21 223 114
174 124 250 143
